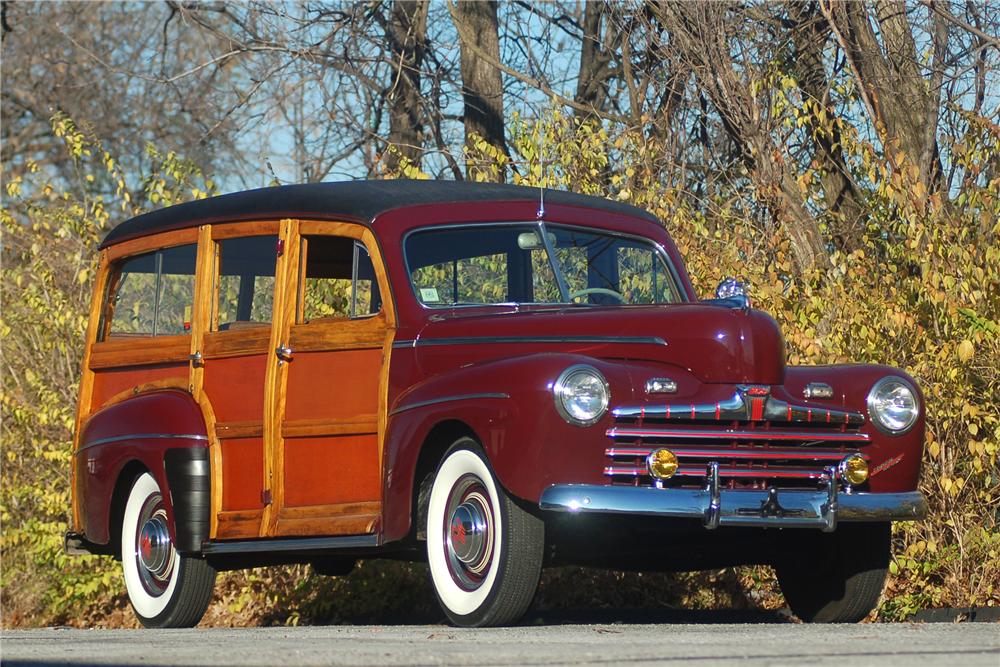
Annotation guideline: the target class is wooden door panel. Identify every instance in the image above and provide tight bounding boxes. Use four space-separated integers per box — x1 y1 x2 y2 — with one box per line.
204 351 268 536
283 349 382 421
283 434 380 507
219 438 265 510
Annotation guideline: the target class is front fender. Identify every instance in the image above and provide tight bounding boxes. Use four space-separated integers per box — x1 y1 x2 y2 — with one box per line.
785 364 926 492
382 352 633 542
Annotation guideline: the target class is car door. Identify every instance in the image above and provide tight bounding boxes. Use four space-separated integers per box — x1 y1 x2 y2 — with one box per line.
263 220 394 537
199 223 281 540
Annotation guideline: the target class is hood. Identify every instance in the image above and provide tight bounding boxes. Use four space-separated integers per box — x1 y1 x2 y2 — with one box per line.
416 304 785 384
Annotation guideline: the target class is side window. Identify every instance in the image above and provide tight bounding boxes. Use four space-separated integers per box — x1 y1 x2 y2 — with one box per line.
102 244 196 339
618 246 677 304
215 235 277 330
300 235 382 322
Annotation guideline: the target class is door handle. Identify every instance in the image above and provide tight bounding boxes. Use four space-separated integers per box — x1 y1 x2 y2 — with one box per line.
275 344 293 362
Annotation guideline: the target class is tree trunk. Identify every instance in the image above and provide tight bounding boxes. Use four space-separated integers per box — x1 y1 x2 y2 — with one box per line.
823 0 947 197
788 1 866 245
385 0 429 173
653 1 830 273
452 0 507 180
575 1 612 117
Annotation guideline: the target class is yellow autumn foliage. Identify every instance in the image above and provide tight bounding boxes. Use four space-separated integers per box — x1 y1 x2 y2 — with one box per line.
2 105 997 627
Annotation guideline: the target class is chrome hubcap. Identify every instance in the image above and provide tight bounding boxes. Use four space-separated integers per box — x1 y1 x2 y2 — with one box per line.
134 495 175 596
449 500 488 565
138 515 171 575
443 475 495 591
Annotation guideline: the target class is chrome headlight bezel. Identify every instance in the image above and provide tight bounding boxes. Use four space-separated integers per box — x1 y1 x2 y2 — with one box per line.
866 376 920 435
553 364 610 427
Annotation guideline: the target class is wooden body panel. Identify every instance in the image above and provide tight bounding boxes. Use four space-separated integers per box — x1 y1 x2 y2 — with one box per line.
90 364 189 411
282 435 381 507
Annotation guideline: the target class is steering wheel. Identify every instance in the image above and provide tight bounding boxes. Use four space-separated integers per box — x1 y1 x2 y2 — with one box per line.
568 287 626 303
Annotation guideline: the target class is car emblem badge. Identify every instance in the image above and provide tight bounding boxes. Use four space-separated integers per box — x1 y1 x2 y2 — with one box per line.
737 385 770 420
451 519 467 545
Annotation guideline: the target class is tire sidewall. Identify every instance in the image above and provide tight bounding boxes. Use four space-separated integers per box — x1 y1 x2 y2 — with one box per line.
121 472 182 625
426 441 508 624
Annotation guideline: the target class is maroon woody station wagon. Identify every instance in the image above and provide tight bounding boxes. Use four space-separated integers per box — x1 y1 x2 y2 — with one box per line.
66 180 927 627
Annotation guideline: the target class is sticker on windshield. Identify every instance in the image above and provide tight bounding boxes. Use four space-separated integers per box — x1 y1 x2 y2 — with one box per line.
420 287 440 303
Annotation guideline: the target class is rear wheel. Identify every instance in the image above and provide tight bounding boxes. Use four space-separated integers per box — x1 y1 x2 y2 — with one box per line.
426 439 544 627
775 522 891 623
121 472 216 628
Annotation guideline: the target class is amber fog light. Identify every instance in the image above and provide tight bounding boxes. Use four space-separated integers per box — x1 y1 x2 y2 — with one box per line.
839 454 869 485
647 449 679 479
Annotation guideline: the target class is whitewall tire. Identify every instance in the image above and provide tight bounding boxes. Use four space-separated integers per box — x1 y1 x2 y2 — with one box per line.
121 472 216 628
426 439 544 627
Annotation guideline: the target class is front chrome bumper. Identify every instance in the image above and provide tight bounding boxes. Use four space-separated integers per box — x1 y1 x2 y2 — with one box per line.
539 474 927 532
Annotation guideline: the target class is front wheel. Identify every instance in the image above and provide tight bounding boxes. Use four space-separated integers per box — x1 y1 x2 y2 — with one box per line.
426 440 544 627
121 472 216 628
775 522 891 623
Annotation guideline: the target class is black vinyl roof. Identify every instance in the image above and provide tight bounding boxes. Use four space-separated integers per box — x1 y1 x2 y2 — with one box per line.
100 179 659 248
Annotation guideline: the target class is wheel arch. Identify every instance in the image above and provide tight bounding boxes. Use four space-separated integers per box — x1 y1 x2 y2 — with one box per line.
76 389 211 551
411 419 481 541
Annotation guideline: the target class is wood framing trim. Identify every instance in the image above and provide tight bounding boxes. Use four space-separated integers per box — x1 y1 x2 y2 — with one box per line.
215 509 265 540
361 228 397 329
215 420 265 440
211 220 280 240
203 328 272 359
90 335 191 369
261 218 300 536
104 228 200 262
297 220 366 239
267 501 381 537
278 501 381 517
281 415 378 439
288 318 386 352
72 250 110 532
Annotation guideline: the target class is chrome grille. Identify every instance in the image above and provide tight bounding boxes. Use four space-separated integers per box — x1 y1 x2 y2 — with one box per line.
605 386 867 490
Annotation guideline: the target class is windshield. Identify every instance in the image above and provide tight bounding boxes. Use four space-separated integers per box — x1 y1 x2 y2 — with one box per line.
405 223 682 307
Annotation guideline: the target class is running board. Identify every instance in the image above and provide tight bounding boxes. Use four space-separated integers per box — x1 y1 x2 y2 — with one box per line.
202 534 379 555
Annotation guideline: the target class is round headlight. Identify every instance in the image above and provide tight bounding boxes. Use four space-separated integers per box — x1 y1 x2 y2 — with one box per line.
866 377 919 434
553 365 609 426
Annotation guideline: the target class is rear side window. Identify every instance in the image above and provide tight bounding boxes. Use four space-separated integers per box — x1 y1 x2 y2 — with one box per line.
101 244 197 339
215 235 277 330
300 235 382 322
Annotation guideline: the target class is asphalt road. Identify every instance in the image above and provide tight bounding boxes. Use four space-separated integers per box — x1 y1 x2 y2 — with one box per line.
3 620 999 667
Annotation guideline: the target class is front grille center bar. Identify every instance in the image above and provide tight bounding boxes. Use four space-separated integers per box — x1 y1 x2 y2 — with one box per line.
606 427 870 443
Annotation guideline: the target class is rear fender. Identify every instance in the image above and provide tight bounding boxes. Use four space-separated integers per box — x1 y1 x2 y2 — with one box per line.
75 390 210 552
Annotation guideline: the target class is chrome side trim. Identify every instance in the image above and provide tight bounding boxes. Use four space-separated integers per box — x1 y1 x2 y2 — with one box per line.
202 534 379 555
389 392 510 416
539 485 927 530
77 433 209 453
392 335 668 349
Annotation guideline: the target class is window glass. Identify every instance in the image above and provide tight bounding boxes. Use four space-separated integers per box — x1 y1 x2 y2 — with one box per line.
301 236 382 322
404 224 679 307
216 236 276 330
406 225 561 306
156 245 198 334
103 244 196 339
548 227 680 305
